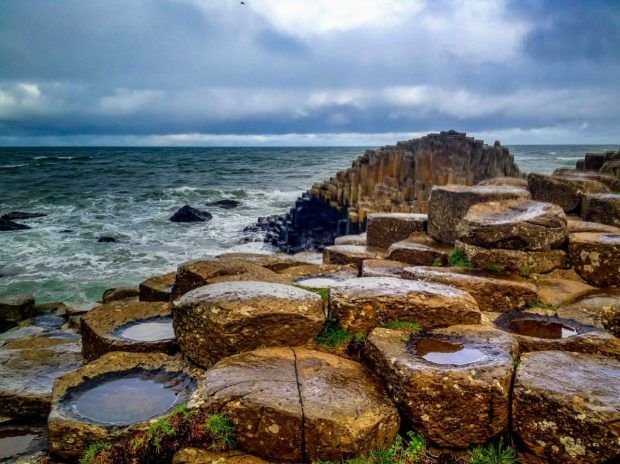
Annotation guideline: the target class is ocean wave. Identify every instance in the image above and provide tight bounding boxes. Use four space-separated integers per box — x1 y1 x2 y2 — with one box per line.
0 164 26 168
267 189 304 202
556 156 582 161
33 155 92 160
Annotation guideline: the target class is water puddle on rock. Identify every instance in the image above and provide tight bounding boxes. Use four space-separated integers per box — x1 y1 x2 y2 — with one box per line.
115 317 175 342
295 276 344 288
509 319 577 339
0 431 36 459
67 372 189 425
415 339 484 365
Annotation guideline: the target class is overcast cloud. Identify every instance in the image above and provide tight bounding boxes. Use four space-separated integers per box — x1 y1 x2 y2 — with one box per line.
0 0 618 145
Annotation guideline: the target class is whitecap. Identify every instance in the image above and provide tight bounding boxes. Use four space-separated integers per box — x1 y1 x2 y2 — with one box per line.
0 164 26 168
556 157 582 160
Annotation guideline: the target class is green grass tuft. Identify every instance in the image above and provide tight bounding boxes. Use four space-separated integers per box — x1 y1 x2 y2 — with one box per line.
519 266 532 278
147 417 176 453
431 257 443 267
353 332 368 343
205 413 235 451
80 442 111 464
315 321 354 349
296 285 330 306
381 321 422 333
448 248 473 268
467 438 519 464
484 263 503 272
527 301 559 313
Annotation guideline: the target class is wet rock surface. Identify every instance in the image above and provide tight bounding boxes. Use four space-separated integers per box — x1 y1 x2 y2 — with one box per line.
568 232 620 287
0 332 82 420
387 233 452 266
366 213 427 249
361 259 409 277
48 352 202 460
427 184 531 244
0 294 35 326
329 277 480 332
334 232 366 246
81 301 175 361
201 347 399 462
513 351 620 464
580 193 620 227
322 245 384 273
566 216 620 234
215 252 308 273
559 290 620 337
101 286 139 304
173 448 269 464
139 272 176 301
170 205 213 223
456 199 567 251
527 173 609 213
402 266 537 312
534 277 595 307
206 199 241 209
0 424 47 463
173 281 324 367
277 263 357 281
364 326 517 449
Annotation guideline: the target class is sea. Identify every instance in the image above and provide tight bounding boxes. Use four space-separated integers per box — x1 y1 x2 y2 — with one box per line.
0 145 617 306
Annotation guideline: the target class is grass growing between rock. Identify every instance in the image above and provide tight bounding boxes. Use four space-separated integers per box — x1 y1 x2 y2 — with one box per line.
467 438 519 464
526 301 559 315
315 320 354 349
80 405 235 464
296 285 330 306
448 248 473 268
381 320 422 333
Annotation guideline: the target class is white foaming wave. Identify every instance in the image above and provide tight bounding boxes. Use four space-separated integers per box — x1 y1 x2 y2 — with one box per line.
556 156 582 160
0 164 26 168
268 189 304 202
32 155 92 160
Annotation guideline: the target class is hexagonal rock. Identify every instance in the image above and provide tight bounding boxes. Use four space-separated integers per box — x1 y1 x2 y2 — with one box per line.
322 245 385 273
552 168 620 191
215 252 308 273
427 184 531 244
566 216 620 234
494 312 620 359
534 278 595 307
170 258 292 300
581 193 620 227
364 326 517 449
513 351 620 464
366 213 427 249
80 301 175 362
139 272 176 301
200 347 399 462
0 332 82 419
402 266 537 313
568 232 620 287
387 233 452 266
362 259 409 277
560 290 620 337
329 277 480 332
48 352 202 460
456 199 567 251
527 173 609 213
477 177 528 188
173 448 269 464
277 263 358 281
334 232 367 246
173 281 324 367
456 240 567 274
101 286 139 304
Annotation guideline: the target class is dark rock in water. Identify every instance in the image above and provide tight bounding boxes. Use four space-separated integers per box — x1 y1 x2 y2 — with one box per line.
206 199 241 209
1 211 47 220
97 236 117 243
60 229 74 234
169 205 212 223
0 218 30 231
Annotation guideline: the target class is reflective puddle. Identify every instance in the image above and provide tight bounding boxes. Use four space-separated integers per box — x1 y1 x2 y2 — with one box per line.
0 431 36 459
415 339 485 365
115 317 175 342
509 319 577 339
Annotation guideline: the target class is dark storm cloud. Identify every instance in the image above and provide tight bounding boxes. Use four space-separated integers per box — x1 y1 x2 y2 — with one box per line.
0 0 618 145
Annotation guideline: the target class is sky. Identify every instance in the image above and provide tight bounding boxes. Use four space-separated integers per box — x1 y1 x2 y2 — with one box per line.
0 0 619 146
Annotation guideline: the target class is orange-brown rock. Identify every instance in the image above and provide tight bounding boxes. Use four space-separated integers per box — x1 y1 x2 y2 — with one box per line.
80 301 175 362
428 184 531 244
513 351 620 464
402 266 537 312
334 233 366 246
364 326 517 449
200 347 399 462
580 193 620 227
170 258 291 300
477 177 528 188
322 245 384 273
366 213 427 249
329 277 480 332
277 263 357 281
215 252 308 273
173 448 269 464
534 278 595 307
566 216 620 234
552 168 620 191
560 290 620 337
139 272 176 302
568 232 620 287
361 259 409 277
527 173 609 213
387 233 452 266
173 281 324 367
456 199 567 251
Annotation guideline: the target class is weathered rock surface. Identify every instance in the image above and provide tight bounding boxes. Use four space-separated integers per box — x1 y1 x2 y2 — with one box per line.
0 294 35 325
101 286 139 304
534 278 595 307
171 258 291 300
81 301 175 362
173 281 324 367
456 199 567 251
566 216 620 234
568 232 620 287
170 205 213 223
330 277 480 332
0 332 82 419
366 213 427 249
139 272 176 301
200 347 399 462
277 263 357 281
361 259 409 277
48 352 202 460
428 185 531 244
215 252 307 273
527 173 609 213
513 351 620 464
456 240 567 274
322 245 384 273
552 168 620 191
477 177 528 188
402 266 537 312
334 232 366 246
580 193 620 227
561 290 620 337
173 448 269 464
364 326 517 449
494 312 619 359
387 233 452 266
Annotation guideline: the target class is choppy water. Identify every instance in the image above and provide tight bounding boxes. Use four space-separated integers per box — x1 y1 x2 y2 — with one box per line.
0 144 617 305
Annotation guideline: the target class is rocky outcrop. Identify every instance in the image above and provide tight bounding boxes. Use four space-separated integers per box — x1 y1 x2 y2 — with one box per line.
366 213 427 249
513 351 620 464
215 252 309 273
322 245 384 272
361 259 409 277
139 272 176 301
206 199 241 209
334 232 367 246
329 277 480 332
568 232 620 287
527 173 609 214
101 286 139 304
170 205 212 223
200 347 399 462
173 281 324 367
387 233 452 266
580 193 620 227
0 294 36 327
